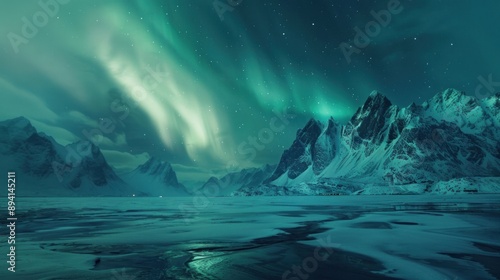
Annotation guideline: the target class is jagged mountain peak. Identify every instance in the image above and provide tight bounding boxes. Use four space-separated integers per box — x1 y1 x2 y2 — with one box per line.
440 88 465 100
419 88 499 136
348 91 395 142
407 101 418 110
1 116 32 127
0 116 37 141
364 90 392 107
368 90 384 97
303 118 322 128
325 117 339 129
130 156 180 188
267 116 336 181
138 157 173 175
296 118 323 141
120 156 188 196
351 91 392 123
422 88 471 109
205 176 219 184
296 126 318 147
421 87 468 110
485 93 500 116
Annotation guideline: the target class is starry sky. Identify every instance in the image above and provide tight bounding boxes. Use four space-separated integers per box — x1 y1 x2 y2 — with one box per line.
1 0 499 184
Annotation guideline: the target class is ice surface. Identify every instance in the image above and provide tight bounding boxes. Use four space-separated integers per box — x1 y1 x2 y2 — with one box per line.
0 195 499 279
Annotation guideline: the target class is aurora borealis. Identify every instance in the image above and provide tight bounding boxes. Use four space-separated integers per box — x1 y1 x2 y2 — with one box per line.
1 0 499 184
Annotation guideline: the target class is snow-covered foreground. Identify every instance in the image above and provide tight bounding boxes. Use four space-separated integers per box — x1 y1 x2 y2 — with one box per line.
1 195 499 280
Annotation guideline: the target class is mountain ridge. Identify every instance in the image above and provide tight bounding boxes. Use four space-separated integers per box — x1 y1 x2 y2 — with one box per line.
233 88 500 195
121 156 189 197
0 117 186 196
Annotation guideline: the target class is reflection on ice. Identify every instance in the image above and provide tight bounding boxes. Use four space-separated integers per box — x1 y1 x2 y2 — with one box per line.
393 202 500 211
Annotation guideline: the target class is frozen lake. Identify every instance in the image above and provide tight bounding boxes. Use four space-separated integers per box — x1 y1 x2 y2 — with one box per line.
1 195 500 280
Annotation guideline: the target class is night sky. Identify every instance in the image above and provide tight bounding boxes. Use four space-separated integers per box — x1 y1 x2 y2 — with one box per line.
1 0 499 184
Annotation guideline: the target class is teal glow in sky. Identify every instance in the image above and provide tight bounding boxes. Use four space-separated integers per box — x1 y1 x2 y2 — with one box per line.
1 0 499 183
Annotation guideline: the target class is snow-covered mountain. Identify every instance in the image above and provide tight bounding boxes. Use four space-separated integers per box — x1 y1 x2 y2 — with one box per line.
0 117 130 196
250 89 500 195
264 117 339 184
0 117 190 197
199 164 276 196
121 157 189 196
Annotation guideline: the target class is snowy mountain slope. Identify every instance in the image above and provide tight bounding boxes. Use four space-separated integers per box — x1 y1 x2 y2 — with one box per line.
265 119 323 182
265 117 340 184
200 164 276 196
429 177 500 194
0 117 131 196
121 157 189 197
264 89 500 194
422 90 499 137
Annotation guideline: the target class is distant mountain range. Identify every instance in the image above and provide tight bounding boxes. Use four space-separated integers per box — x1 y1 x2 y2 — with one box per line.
121 157 188 197
1 88 499 196
199 164 276 196
0 117 187 196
